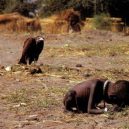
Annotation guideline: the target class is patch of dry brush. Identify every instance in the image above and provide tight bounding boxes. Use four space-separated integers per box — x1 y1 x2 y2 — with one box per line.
40 9 84 34
0 13 41 32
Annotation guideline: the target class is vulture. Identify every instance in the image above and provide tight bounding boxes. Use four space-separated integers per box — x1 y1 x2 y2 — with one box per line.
18 36 44 65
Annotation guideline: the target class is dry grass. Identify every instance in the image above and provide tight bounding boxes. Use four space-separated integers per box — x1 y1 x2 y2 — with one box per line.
45 42 129 58
1 32 129 128
84 17 124 32
40 9 83 34
1 40 129 82
40 18 68 34
39 16 125 34
40 15 59 34
0 12 124 34
4 86 67 114
4 86 129 127
0 13 41 32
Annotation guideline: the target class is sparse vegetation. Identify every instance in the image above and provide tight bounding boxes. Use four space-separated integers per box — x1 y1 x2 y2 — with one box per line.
0 13 41 32
45 42 129 57
93 13 111 30
1 29 129 128
5 86 67 113
0 1 129 129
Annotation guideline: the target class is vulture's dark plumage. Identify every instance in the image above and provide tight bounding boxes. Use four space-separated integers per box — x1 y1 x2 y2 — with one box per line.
18 36 44 65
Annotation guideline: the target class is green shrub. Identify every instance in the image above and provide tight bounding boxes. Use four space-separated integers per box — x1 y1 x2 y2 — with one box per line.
93 13 111 30
3 0 21 13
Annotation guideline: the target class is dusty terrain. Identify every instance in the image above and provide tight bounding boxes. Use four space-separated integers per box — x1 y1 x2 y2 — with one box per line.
0 30 129 129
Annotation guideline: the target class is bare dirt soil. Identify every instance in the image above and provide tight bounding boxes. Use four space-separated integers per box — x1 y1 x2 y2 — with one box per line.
0 30 129 129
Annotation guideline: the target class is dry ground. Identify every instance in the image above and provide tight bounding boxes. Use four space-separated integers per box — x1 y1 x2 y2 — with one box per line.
0 30 129 129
